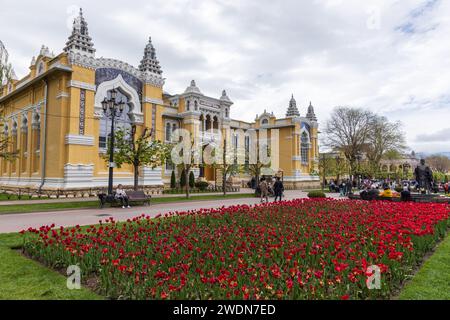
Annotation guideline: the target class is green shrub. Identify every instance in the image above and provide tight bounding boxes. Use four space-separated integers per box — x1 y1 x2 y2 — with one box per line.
189 171 195 188
180 169 186 187
195 181 209 191
307 190 326 198
170 171 176 189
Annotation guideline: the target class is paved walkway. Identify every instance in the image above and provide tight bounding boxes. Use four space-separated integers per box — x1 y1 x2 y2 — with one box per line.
0 189 254 206
0 191 344 234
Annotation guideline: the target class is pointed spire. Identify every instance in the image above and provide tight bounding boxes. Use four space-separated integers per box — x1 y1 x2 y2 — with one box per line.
286 94 300 118
139 37 162 75
306 101 317 121
63 8 95 57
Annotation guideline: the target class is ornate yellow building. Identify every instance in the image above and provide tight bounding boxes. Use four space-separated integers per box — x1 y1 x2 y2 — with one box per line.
0 9 319 194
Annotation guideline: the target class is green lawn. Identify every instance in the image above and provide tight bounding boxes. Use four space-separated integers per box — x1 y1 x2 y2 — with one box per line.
0 193 50 201
0 232 102 300
0 193 255 214
398 233 450 300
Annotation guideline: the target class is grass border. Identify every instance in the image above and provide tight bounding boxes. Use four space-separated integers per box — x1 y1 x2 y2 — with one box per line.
0 232 102 300
0 193 256 215
398 231 450 300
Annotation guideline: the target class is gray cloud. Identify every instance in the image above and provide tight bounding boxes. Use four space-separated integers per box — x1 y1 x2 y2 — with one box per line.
416 128 450 142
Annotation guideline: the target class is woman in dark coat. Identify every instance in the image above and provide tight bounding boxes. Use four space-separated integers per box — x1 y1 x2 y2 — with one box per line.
273 177 284 202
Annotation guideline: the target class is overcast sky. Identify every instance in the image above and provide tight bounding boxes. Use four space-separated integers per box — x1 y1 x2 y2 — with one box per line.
1 0 449 153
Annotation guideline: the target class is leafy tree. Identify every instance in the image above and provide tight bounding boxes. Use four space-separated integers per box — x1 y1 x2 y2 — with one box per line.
170 170 176 189
105 126 171 191
170 135 202 198
0 46 18 161
318 153 336 189
247 145 271 191
0 44 14 87
189 170 195 188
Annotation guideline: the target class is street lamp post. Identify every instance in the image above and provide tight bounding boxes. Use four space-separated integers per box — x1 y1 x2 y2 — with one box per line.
101 88 125 197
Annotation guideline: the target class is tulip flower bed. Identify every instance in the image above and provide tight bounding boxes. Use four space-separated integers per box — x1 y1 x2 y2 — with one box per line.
21 199 449 300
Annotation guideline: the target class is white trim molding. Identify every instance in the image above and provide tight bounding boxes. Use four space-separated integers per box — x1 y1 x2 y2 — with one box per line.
67 80 96 92
65 135 95 146
94 74 143 123
56 92 70 99
143 97 164 105
67 52 165 87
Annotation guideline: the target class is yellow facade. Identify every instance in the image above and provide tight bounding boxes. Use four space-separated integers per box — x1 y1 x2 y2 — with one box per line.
0 9 319 192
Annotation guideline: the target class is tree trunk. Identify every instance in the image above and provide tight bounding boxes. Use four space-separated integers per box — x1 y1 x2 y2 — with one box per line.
223 139 227 196
223 167 227 196
133 164 139 191
185 166 190 198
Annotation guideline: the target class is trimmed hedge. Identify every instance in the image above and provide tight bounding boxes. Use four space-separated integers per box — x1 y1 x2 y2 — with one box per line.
307 190 327 198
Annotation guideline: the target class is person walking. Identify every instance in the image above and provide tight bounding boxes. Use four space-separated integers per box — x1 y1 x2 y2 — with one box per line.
273 177 284 202
259 178 269 203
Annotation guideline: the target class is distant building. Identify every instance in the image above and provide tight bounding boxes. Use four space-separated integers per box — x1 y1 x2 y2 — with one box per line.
379 152 419 177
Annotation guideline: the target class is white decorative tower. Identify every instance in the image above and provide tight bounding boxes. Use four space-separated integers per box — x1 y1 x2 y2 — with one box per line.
63 8 95 57
306 101 317 122
286 94 300 118
139 37 163 75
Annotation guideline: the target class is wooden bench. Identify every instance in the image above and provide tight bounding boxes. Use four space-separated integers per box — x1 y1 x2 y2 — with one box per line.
98 190 151 208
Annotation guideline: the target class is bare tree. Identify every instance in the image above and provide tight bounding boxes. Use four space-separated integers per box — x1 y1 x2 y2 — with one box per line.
365 115 406 176
324 107 376 179
426 155 450 173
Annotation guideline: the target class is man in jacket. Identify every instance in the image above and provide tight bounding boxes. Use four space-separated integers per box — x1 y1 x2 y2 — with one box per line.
273 177 284 202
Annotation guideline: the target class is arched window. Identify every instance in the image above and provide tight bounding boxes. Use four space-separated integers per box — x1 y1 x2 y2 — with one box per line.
11 121 18 173
32 112 41 173
1 124 8 173
3 124 8 137
21 116 28 172
186 100 190 111
194 100 198 111
165 122 172 142
261 118 269 126
225 108 229 118
37 61 45 75
21 117 28 152
301 132 309 164
99 90 132 150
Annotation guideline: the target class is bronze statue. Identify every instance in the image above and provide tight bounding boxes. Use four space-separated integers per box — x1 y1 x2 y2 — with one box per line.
414 159 433 194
